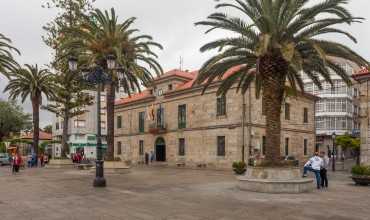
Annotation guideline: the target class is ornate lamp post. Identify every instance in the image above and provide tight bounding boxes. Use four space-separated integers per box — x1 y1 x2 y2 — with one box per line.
331 132 336 172
68 55 115 187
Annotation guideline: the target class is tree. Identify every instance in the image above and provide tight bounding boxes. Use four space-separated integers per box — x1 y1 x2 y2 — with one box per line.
42 71 93 157
42 0 95 158
43 125 53 133
195 0 368 165
4 65 55 157
336 134 361 165
0 33 20 77
0 100 31 141
60 8 163 160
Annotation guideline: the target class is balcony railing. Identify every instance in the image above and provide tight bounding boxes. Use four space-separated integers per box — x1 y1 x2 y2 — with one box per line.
149 123 167 134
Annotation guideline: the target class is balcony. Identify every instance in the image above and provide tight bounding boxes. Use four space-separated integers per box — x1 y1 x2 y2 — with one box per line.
149 123 167 135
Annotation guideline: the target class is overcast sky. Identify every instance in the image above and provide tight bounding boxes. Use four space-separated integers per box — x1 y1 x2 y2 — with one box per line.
0 0 369 127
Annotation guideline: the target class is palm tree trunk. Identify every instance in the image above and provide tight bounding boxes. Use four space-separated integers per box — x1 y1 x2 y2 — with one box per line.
106 82 115 161
260 55 287 165
61 109 69 158
31 96 40 164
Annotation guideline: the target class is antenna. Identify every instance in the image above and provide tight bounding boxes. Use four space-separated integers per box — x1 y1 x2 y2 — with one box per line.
179 56 184 71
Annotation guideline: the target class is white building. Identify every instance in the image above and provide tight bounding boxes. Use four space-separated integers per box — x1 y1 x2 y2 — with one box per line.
303 59 361 154
52 90 108 159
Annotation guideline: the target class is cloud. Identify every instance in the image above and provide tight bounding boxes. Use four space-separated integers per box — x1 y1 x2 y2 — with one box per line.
0 0 369 127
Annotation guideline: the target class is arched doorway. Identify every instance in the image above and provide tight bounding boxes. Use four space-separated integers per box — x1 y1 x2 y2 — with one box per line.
155 137 166 162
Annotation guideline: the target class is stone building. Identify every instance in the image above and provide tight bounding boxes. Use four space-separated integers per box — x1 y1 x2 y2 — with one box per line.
114 69 317 169
353 68 370 165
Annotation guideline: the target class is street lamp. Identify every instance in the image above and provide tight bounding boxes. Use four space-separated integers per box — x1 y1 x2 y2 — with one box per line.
331 132 336 172
106 54 116 70
68 57 113 188
68 57 78 72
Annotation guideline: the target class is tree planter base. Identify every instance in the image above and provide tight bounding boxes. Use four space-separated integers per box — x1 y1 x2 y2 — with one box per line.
351 176 370 186
46 159 74 169
91 161 131 174
238 167 314 194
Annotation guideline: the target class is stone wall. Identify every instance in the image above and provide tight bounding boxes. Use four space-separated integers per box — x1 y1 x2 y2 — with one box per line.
114 84 316 169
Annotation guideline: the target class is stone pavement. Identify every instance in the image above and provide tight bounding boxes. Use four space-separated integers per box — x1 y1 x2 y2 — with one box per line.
0 166 369 220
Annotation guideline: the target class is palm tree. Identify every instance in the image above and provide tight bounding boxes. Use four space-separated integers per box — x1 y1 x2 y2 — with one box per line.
0 33 20 77
4 64 55 159
61 8 163 160
195 0 368 165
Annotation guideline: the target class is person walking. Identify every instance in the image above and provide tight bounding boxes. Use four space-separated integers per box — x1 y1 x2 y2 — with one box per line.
145 152 149 165
303 152 324 189
320 151 329 188
150 151 154 164
13 152 22 173
11 153 16 174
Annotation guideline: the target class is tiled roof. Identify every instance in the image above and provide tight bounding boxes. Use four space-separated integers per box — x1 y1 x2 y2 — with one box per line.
353 67 370 78
21 131 52 140
115 67 244 105
115 69 197 106
158 69 196 80
114 90 153 105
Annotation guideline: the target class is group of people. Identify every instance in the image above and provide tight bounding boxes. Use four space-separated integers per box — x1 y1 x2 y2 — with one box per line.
27 153 49 168
303 151 330 189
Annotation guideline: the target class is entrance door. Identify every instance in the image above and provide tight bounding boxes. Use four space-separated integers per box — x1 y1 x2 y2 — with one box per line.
155 137 166 162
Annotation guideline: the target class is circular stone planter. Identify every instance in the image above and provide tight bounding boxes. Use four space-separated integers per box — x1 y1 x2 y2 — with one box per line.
351 175 370 186
91 161 131 174
238 167 314 194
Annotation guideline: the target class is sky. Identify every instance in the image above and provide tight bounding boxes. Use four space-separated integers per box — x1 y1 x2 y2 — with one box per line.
0 0 369 127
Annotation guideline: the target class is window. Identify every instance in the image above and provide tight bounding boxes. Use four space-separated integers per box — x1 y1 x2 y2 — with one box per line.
156 107 164 128
74 120 86 128
262 136 266 155
303 108 308 123
101 121 106 129
217 136 226 156
304 139 308 156
157 89 163 96
178 138 185 156
168 84 173 91
285 103 290 120
117 115 122 129
55 122 59 130
217 96 226 116
178 104 186 129
139 140 144 155
117 142 122 155
284 138 289 156
139 112 145 133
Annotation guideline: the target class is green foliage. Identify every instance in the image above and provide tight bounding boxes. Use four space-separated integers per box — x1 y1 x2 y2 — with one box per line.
352 165 370 176
41 71 93 120
42 0 95 68
0 33 20 77
336 135 360 151
232 161 246 175
0 142 6 153
0 100 31 140
4 64 56 103
59 7 163 94
43 125 53 133
194 0 369 97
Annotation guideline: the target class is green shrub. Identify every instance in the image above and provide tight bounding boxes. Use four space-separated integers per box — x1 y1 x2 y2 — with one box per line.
232 161 246 175
351 165 370 176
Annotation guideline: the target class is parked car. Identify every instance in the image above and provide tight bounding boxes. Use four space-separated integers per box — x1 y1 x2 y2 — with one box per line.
0 153 11 166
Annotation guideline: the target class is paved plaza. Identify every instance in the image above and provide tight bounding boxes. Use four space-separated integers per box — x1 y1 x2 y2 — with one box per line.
0 166 369 220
